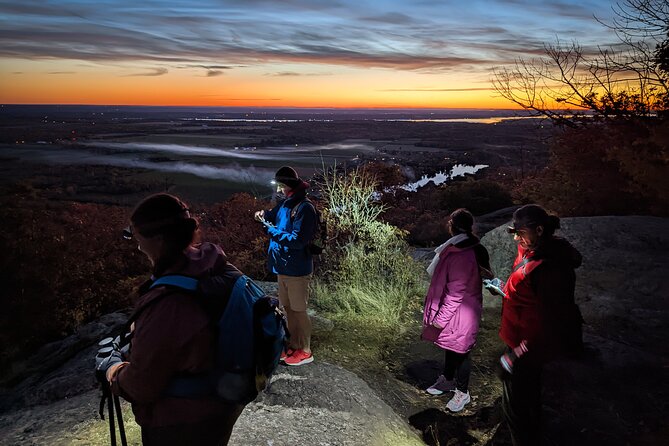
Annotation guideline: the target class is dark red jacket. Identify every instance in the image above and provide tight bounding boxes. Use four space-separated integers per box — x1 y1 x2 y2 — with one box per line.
500 237 583 361
111 243 235 427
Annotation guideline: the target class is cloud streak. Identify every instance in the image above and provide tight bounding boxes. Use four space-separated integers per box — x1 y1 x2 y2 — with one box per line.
0 0 618 74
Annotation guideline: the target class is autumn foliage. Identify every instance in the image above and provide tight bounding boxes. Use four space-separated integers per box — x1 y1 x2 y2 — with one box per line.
0 189 273 372
513 119 669 216
0 187 147 372
197 193 272 280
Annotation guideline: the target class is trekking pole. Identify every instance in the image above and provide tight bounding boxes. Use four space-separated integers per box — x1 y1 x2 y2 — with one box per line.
113 394 128 446
99 382 117 446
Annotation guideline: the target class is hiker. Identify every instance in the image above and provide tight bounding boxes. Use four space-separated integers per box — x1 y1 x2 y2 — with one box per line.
254 166 318 366
498 204 583 446
421 208 493 412
99 193 245 446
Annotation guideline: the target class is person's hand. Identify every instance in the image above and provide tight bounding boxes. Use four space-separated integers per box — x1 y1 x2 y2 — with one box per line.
431 319 445 329
500 340 528 374
254 210 265 222
106 361 127 383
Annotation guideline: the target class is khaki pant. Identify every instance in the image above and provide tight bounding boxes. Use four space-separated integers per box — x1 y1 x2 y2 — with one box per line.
277 274 312 351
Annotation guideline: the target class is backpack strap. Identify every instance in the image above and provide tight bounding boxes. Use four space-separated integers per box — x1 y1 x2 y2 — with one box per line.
150 275 199 292
290 198 316 220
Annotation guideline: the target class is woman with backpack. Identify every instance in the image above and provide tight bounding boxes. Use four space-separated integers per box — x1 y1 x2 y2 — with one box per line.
421 208 492 412
99 193 245 445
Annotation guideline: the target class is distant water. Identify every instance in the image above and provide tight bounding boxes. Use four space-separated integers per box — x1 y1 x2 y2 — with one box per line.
399 164 489 192
1 104 541 123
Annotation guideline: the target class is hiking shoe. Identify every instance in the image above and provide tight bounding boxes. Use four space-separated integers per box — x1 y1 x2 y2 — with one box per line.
446 389 471 412
426 375 456 395
283 349 313 366
280 348 295 362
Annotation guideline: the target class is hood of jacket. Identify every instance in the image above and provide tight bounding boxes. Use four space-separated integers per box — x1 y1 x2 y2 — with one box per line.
535 236 582 269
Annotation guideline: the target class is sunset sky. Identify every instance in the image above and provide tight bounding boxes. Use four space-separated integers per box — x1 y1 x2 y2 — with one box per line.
0 0 620 108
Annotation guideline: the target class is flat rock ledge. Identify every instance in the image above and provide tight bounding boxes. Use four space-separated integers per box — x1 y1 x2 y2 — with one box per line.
230 362 424 446
0 362 424 446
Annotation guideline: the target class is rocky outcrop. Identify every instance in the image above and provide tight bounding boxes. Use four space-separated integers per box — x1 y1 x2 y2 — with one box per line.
0 311 129 412
231 363 423 446
0 362 424 446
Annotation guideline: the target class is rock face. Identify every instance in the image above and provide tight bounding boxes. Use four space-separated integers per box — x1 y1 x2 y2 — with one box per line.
0 311 129 412
230 363 423 446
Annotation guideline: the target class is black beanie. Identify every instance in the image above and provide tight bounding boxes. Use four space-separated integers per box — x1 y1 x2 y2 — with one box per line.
274 166 301 188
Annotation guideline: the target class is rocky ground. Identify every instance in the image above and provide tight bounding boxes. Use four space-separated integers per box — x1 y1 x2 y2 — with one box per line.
1 216 667 445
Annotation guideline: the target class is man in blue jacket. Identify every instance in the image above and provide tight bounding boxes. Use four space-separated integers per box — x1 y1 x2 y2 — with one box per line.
255 166 318 366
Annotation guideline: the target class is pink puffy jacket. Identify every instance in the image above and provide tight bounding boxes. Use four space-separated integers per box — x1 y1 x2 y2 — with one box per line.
421 244 483 353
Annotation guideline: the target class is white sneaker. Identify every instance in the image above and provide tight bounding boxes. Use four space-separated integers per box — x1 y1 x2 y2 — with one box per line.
426 374 456 395
446 389 471 412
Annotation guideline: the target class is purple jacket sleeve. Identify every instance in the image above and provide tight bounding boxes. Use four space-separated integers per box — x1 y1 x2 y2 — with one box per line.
432 255 478 328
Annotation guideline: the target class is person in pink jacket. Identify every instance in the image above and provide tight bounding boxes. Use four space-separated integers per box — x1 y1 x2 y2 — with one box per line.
422 208 492 412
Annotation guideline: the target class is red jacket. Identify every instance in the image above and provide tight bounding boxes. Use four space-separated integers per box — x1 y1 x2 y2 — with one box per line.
500 237 583 360
111 243 235 427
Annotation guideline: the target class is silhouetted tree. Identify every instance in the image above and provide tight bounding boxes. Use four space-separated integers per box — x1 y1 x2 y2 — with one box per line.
490 1 669 217
492 0 668 125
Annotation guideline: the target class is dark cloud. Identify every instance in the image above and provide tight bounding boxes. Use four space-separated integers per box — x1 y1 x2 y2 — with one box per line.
360 12 416 25
47 71 76 74
0 0 617 74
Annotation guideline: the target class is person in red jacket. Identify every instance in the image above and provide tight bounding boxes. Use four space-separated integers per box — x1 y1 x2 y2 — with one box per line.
101 193 245 446
499 204 583 446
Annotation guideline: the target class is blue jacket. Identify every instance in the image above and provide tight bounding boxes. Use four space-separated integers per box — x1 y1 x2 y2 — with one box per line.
264 189 317 276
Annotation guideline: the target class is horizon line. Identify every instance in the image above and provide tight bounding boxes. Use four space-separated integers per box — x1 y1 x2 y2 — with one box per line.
1 103 525 111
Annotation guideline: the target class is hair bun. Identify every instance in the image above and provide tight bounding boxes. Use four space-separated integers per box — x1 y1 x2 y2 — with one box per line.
547 215 560 230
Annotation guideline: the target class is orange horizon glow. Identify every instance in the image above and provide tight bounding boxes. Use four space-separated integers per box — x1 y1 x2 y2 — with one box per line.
1 59 519 110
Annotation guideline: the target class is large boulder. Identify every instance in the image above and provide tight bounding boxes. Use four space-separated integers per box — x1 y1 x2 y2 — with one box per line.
230 362 424 446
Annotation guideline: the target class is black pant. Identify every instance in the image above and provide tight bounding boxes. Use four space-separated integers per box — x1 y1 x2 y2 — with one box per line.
141 405 245 446
501 352 542 446
443 349 471 392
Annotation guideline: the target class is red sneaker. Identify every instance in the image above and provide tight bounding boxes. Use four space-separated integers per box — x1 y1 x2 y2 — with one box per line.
283 349 314 366
280 348 295 362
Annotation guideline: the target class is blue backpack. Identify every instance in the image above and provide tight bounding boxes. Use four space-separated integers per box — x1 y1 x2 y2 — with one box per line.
148 273 287 404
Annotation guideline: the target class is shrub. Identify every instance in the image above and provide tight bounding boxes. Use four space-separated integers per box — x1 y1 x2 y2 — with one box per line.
199 193 272 280
435 178 514 216
313 168 426 326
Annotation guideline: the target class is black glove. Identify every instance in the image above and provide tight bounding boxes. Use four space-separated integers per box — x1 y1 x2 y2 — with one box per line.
95 336 126 384
95 350 123 383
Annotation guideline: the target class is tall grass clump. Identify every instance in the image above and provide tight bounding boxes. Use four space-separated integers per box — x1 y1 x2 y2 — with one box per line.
313 167 426 327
